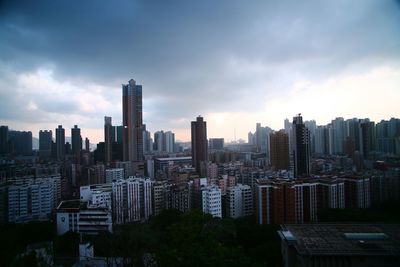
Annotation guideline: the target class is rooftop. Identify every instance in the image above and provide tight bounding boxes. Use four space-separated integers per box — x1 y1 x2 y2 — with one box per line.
57 199 80 211
155 156 192 161
279 224 400 257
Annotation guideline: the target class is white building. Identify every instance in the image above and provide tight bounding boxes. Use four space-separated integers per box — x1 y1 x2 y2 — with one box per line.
80 184 112 207
112 177 153 224
105 168 124 184
56 200 112 235
226 184 253 219
201 186 222 218
8 176 61 223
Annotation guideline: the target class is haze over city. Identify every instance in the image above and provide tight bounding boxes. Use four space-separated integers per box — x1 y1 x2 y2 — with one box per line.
1 0 399 143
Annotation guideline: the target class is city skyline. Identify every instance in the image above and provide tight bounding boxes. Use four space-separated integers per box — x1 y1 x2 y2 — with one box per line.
1 1 399 143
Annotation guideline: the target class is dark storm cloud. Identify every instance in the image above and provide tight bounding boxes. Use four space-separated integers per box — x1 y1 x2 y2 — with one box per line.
0 0 399 132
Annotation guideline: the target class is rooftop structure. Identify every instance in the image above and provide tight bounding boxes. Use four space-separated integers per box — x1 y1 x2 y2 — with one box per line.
279 224 400 267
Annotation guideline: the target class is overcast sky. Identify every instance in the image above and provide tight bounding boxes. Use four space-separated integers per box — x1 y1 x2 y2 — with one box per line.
1 0 399 143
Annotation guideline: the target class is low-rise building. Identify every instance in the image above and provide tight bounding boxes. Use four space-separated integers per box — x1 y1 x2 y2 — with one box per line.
279 224 400 267
56 200 112 235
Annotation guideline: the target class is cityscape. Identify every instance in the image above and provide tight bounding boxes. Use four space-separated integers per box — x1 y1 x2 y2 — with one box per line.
1 1 400 267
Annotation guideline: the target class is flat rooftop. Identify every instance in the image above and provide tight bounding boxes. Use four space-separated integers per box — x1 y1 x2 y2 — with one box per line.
155 157 192 161
279 224 400 257
57 199 80 211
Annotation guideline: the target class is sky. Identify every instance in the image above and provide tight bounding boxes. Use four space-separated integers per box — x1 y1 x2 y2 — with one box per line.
0 0 399 143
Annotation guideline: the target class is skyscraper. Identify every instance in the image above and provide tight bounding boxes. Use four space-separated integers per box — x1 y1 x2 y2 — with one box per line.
255 123 272 156
0 126 8 154
39 130 52 159
104 116 113 164
270 130 289 171
71 125 82 155
8 131 32 155
56 125 65 160
85 137 90 152
164 131 175 153
154 131 164 152
292 114 311 178
142 124 151 154
122 79 144 172
116 126 123 144
191 116 208 175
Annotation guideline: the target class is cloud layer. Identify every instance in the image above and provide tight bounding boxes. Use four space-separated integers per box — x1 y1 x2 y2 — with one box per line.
1 0 399 142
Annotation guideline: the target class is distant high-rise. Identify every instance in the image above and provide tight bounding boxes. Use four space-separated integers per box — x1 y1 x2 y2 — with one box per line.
153 130 175 153
165 131 175 153
122 79 144 169
142 125 152 154
154 131 164 152
116 126 123 144
270 130 289 171
359 119 372 158
39 130 52 158
305 120 316 154
85 137 90 152
315 126 329 155
191 116 208 175
209 138 224 150
284 118 294 153
71 125 82 155
292 114 311 178
56 125 65 160
329 117 345 154
255 123 272 156
8 131 32 155
104 116 113 164
0 126 9 154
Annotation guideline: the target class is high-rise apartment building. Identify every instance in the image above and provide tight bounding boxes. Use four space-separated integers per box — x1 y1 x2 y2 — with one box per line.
315 126 329 155
209 138 224 150
226 184 253 219
71 125 82 155
105 168 124 184
191 116 208 175
112 177 153 224
270 130 289 170
122 79 144 169
104 116 113 164
8 131 32 155
56 125 65 160
0 125 8 154
39 130 52 159
344 177 370 208
85 137 90 152
142 125 152 154
201 185 221 218
255 123 272 156
154 131 164 152
88 164 105 185
292 114 311 178
165 131 175 153
153 130 175 153
8 176 61 223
